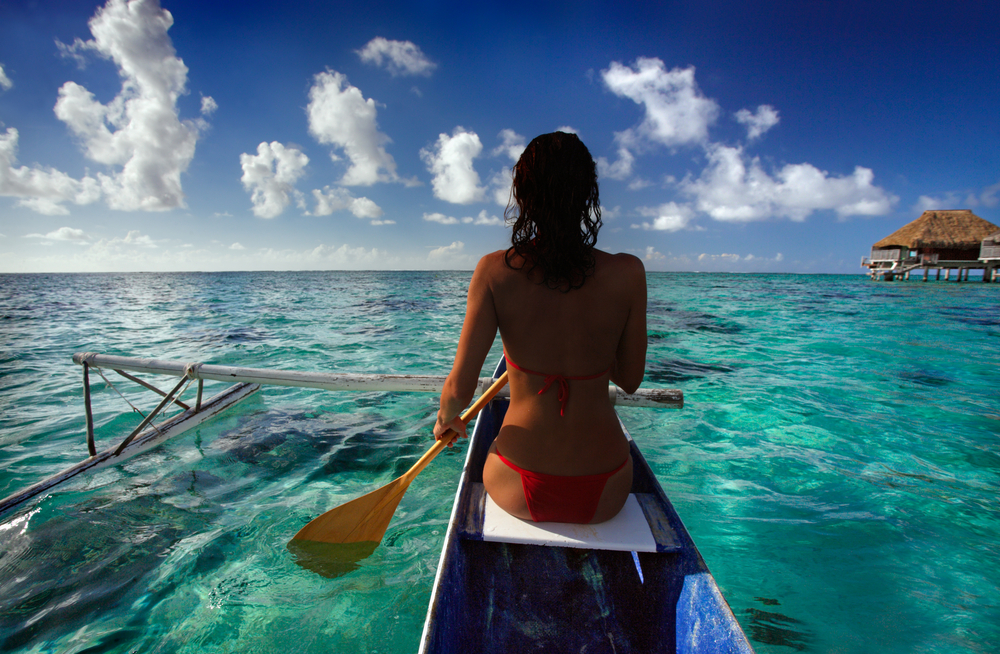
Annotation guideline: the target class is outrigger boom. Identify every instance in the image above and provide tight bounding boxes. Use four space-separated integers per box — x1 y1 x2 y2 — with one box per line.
0 353 682 520
70 353 684 409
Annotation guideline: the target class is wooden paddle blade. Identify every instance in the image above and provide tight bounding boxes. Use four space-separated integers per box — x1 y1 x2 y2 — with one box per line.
287 539 379 578
291 475 410 544
287 372 508 554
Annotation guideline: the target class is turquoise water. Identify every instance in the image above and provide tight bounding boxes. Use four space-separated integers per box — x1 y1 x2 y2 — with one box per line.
0 271 997 653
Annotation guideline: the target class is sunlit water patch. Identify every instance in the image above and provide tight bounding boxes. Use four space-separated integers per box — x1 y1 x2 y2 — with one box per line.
0 271 997 653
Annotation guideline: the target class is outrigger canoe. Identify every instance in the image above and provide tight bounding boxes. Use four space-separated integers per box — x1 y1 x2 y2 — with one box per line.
419 358 753 653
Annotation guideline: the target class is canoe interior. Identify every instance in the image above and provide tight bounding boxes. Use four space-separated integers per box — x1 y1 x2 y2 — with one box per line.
420 361 752 654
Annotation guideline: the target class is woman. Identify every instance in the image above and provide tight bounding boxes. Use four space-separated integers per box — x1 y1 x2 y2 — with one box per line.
433 132 647 524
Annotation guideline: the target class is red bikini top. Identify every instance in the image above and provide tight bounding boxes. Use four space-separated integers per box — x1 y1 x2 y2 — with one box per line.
504 352 611 416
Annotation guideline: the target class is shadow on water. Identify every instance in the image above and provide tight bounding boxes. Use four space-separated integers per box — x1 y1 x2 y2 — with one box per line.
670 311 745 335
211 407 425 485
286 540 379 578
0 487 227 652
745 602 813 652
898 369 952 388
645 359 735 384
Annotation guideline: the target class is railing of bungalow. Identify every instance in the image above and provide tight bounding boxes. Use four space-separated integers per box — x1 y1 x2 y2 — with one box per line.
980 245 1000 260
870 248 901 262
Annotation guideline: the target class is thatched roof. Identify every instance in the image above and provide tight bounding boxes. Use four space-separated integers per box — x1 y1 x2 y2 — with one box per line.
873 210 999 249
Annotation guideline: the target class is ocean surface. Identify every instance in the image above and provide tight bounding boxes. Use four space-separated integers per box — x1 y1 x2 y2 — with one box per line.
0 271 997 653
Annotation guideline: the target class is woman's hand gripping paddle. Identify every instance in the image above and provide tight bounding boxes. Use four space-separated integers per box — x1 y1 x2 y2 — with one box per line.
287 371 508 575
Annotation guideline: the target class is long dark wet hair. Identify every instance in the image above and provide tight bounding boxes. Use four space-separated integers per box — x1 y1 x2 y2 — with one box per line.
504 131 601 290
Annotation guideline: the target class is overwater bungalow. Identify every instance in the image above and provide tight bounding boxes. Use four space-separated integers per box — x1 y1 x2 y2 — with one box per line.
981 231 1000 282
862 209 1000 282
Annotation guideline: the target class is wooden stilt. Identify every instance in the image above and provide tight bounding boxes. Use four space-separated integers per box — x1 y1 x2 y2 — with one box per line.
83 363 96 457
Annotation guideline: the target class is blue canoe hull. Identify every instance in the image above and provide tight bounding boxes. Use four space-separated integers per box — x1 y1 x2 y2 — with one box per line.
419 360 753 653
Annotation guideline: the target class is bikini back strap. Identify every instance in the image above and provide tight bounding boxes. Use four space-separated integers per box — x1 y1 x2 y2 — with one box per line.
504 352 611 416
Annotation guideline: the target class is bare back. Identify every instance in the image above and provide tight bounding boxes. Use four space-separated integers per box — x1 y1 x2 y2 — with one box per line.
453 248 647 476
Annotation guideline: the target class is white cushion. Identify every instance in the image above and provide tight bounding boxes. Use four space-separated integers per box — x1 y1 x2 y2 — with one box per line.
482 493 658 552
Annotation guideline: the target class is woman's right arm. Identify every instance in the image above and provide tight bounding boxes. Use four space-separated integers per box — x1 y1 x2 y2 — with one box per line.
610 254 647 394
434 254 500 442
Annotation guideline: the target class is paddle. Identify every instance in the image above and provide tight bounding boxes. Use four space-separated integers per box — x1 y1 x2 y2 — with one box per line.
289 371 509 550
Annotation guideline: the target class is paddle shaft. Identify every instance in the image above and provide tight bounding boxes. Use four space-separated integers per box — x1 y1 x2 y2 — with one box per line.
290 372 508 544
399 371 509 486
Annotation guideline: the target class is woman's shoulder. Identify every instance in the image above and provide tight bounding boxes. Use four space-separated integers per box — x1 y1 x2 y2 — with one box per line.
474 249 511 275
594 249 645 276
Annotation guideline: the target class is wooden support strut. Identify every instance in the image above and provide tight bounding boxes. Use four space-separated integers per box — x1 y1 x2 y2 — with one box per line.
83 363 96 457
114 369 190 411
114 376 190 456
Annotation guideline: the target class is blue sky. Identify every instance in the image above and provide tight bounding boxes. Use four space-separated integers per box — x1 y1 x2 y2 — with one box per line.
1 0 997 273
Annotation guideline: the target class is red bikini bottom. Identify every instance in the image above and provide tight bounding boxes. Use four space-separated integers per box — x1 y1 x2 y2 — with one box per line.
493 448 629 524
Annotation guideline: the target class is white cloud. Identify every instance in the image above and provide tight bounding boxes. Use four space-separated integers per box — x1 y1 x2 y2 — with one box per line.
735 105 779 140
306 69 398 186
0 128 101 214
914 180 1000 212
200 96 218 116
230 242 245 250
370 219 396 225
52 0 207 211
348 196 383 220
120 229 157 247
698 252 742 263
632 202 695 231
420 127 486 204
695 251 784 266
423 212 459 225
602 58 719 151
489 169 514 207
913 194 963 214
597 146 635 181
3 238 425 273
310 186 384 221
644 246 665 261
980 181 1000 208
0 64 12 91
60 230 158 256
555 126 578 134
429 241 465 259
25 227 91 242
356 37 436 77
423 210 504 227
462 210 505 226
240 141 309 219
492 129 526 162
682 144 897 222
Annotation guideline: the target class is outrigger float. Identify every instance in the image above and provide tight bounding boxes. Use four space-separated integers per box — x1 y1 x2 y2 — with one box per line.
0 352 681 518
